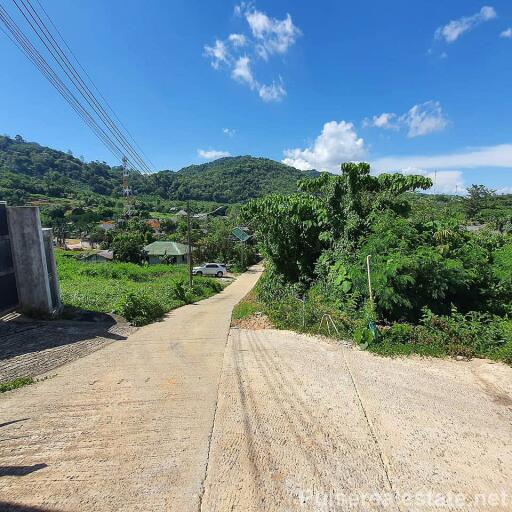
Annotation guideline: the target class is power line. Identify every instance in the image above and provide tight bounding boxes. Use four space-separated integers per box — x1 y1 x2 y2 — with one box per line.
0 0 154 175
33 0 157 172
0 4 133 169
12 0 153 174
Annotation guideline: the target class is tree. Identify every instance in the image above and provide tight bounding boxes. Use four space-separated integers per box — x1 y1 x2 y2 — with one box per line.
243 162 432 283
465 184 496 219
111 232 145 263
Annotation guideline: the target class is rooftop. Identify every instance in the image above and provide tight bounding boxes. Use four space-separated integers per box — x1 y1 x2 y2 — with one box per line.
144 241 189 256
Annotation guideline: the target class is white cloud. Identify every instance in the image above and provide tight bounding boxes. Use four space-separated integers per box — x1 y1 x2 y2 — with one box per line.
400 101 448 138
282 121 365 172
435 6 497 43
231 56 257 88
500 28 512 38
204 4 299 102
223 128 236 137
371 144 512 171
397 168 465 194
496 186 512 195
230 56 286 102
363 112 399 130
258 79 286 102
364 101 448 137
245 10 301 60
228 33 247 47
197 149 231 160
203 39 229 69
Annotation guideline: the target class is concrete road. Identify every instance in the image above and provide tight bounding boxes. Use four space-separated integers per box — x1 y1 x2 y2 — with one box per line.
202 330 512 512
2 265 512 511
0 267 262 512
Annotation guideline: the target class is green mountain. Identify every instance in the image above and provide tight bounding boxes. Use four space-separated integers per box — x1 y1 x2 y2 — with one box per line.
0 135 318 204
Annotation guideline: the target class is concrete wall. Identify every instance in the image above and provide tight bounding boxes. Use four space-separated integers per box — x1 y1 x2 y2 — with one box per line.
7 207 61 315
43 228 61 312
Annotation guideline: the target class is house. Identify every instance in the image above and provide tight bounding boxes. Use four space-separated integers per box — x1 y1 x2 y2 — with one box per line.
99 220 116 231
143 241 190 265
231 227 251 243
81 250 113 263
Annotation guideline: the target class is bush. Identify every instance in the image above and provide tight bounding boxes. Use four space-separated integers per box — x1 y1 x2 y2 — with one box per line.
115 292 166 326
56 251 224 325
381 323 415 345
377 308 511 360
173 280 190 303
0 377 34 393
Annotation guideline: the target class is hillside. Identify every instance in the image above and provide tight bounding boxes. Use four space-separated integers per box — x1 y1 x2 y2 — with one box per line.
0 135 317 205
170 156 319 202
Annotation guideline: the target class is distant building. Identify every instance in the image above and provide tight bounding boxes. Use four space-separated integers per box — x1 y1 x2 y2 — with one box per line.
99 220 116 231
144 241 190 265
146 219 161 232
231 227 251 243
81 250 113 263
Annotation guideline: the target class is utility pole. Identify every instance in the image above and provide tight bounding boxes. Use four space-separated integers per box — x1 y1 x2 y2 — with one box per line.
122 156 132 216
187 200 193 287
366 254 373 303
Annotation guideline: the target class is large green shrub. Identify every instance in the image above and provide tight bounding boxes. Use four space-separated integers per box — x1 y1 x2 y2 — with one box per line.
115 292 166 326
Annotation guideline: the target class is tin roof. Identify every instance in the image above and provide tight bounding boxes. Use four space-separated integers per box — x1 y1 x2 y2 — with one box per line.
143 241 189 256
231 227 250 242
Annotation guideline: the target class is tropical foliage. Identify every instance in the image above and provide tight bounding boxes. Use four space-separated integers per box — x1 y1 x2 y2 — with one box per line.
242 162 512 363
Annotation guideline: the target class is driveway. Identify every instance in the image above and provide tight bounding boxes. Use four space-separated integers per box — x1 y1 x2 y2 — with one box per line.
1 265 512 511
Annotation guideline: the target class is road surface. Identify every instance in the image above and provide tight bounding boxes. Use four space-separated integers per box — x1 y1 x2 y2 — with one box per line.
1 266 512 511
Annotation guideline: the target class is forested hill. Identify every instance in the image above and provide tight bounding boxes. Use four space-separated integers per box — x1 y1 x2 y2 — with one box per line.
172 156 319 202
0 135 318 204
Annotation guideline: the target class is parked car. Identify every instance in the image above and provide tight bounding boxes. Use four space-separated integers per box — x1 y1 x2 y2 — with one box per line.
192 263 227 277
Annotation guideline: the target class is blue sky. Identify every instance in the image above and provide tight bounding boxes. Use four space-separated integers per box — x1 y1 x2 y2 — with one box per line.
1 0 511 193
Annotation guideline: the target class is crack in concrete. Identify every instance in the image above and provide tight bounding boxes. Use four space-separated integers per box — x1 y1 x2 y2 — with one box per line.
340 345 402 512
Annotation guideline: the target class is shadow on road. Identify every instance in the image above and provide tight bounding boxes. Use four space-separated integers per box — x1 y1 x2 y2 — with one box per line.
0 463 47 477
0 501 62 512
0 316 127 361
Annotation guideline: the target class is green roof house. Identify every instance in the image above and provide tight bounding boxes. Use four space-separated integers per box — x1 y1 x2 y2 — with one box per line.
144 241 190 265
231 227 251 243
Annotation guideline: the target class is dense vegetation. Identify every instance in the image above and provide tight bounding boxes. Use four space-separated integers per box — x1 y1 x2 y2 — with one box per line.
56 251 223 325
0 135 316 205
242 162 512 364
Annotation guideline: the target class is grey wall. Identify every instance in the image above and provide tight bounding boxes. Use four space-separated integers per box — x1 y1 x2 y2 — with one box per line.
7 207 61 315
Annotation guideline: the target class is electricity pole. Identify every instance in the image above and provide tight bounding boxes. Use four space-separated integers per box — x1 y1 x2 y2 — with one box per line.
122 156 132 216
187 200 193 287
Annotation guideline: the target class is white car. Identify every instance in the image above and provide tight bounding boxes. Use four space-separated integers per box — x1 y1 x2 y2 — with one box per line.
192 263 226 277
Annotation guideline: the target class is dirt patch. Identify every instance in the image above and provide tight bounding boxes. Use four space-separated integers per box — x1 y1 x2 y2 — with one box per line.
232 312 273 330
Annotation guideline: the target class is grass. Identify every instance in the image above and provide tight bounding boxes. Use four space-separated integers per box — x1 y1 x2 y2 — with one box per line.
56 250 224 325
367 342 447 358
0 377 34 393
232 290 262 321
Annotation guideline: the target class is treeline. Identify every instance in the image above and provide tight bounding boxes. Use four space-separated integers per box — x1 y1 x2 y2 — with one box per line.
0 135 315 204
